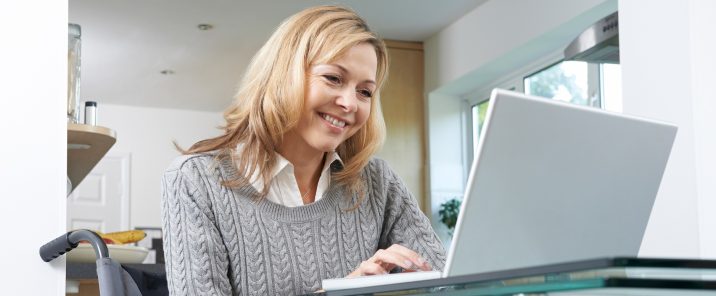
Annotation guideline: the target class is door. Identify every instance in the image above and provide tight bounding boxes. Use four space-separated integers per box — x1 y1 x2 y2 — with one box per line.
67 154 130 232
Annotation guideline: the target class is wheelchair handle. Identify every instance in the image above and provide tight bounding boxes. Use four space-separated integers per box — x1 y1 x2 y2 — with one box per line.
39 229 109 262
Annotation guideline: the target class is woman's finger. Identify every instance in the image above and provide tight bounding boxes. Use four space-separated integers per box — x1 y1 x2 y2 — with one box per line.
346 245 433 279
370 249 415 270
386 244 431 271
347 261 388 278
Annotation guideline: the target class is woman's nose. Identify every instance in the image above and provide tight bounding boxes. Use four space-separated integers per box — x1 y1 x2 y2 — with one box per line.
335 89 358 112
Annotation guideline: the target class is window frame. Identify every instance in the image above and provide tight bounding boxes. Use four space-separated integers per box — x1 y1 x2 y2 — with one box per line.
463 50 621 173
461 50 564 175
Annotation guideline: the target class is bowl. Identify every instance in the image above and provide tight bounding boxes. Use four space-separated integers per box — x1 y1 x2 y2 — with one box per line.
67 243 149 264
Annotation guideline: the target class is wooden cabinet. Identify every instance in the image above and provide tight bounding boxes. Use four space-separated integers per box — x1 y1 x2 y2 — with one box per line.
67 123 116 192
378 40 428 212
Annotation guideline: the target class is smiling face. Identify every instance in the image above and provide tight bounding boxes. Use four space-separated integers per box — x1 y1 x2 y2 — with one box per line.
280 43 378 156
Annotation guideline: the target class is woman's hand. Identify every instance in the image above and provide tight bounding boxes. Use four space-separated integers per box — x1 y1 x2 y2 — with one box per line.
346 244 431 277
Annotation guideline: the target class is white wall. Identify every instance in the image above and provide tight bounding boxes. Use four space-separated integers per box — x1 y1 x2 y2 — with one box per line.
426 93 466 244
425 0 615 95
0 1 67 294
424 0 617 241
690 0 716 259
620 0 716 258
95 104 222 228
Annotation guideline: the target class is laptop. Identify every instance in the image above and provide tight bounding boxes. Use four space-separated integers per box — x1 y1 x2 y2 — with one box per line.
322 88 677 291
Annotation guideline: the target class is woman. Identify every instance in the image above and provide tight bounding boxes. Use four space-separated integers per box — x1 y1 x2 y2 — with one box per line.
161 5 445 295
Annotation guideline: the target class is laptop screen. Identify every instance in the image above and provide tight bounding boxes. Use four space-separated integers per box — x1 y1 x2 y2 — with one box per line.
444 89 677 276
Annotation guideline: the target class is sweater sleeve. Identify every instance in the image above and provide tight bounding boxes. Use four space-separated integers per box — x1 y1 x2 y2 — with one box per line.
161 159 232 296
376 160 447 271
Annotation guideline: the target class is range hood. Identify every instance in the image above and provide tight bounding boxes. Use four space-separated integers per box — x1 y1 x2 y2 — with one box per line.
564 12 619 64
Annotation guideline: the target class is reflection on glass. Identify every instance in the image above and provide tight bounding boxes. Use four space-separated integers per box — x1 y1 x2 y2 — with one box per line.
524 61 589 106
346 264 716 295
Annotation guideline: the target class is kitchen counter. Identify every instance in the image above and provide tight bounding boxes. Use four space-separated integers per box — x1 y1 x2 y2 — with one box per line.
67 262 165 280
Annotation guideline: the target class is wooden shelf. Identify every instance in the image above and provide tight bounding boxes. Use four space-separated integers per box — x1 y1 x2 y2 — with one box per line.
67 123 116 191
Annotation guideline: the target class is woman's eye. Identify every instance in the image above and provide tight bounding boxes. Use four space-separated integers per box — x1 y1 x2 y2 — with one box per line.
358 89 373 98
323 75 341 84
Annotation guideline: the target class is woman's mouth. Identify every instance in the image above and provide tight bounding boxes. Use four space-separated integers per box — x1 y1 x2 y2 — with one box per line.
320 113 347 128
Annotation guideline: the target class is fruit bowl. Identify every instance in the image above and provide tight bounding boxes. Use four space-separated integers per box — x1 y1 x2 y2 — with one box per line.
67 244 149 264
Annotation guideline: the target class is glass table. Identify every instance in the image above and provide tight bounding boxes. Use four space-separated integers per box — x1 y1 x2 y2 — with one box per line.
321 257 716 295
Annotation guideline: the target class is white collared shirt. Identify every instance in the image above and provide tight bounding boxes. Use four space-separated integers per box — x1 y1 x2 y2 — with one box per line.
245 147 342 207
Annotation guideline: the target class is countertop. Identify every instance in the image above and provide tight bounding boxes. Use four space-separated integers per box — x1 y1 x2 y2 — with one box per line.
67 262 165 280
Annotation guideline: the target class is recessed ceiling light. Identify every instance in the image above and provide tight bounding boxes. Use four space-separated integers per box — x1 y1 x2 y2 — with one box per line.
160 70 175 75
197 24 213 31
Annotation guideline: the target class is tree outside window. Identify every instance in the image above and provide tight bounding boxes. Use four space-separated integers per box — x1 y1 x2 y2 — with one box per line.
524 61 591 106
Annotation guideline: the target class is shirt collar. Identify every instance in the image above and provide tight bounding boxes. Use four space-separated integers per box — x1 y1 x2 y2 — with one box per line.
246 146 343 190
271 151 343 179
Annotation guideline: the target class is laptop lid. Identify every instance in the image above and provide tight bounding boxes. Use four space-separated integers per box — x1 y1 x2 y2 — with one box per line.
443 89 677 277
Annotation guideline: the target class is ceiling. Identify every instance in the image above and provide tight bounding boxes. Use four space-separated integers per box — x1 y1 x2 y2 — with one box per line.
69 0 487 112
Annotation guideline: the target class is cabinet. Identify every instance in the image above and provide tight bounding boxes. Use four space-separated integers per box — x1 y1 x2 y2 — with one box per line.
67 123 116 192
379 40 428 212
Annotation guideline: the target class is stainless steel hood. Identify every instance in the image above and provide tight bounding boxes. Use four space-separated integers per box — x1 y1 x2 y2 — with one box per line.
564 12 619 64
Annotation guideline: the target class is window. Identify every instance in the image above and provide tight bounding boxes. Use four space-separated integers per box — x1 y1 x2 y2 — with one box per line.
471 100 490 157
524 61 601 107
469 60 622 163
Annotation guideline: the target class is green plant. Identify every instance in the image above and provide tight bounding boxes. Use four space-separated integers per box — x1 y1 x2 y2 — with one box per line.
438 198 462 236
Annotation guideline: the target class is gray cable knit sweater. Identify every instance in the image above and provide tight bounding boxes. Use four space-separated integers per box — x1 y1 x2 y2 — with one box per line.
161 153 446 295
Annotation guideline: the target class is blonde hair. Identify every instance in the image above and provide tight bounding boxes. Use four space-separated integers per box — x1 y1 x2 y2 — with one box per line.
182 5 388 197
